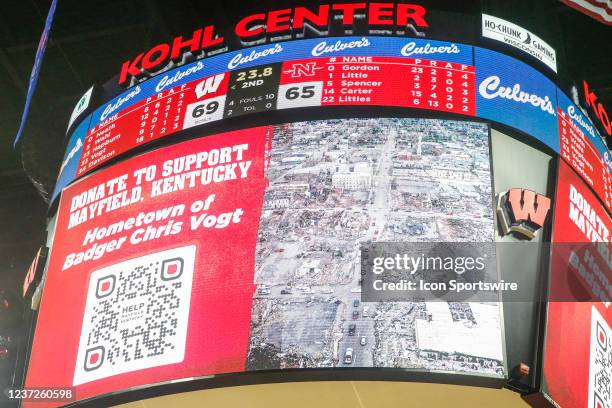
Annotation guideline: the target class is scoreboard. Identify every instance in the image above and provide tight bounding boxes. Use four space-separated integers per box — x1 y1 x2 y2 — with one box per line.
79 55 475 177
76 38 477 179
558 109 612 210
60 35 611 219
557 91 612 211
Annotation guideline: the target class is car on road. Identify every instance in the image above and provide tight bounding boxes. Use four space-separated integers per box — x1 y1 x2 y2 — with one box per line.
360 336 367 346
280 288 292 294
348 324 356 336
363 307 369 317
353 299 360 307
352 310 359 319
299 287 314 294
344 348 354 364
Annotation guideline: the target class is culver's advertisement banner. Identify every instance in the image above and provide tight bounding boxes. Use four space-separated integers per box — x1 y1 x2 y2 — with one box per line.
29 118 505 406
475 47 559 152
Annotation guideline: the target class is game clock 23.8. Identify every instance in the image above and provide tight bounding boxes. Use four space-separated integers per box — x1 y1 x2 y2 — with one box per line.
235 66 274 82
224 63 282 118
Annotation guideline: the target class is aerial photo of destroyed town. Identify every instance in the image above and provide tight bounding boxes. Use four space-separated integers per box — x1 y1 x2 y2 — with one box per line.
247 117 504 377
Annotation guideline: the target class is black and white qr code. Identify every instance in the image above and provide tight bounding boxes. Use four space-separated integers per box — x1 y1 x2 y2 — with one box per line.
589 306 611 408
73 245 196 385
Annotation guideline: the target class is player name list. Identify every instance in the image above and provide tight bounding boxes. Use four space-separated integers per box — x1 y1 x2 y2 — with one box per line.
558 108 612 211
279 56 475 113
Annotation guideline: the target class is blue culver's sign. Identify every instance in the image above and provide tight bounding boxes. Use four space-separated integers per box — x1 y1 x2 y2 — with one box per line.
475 47 559 153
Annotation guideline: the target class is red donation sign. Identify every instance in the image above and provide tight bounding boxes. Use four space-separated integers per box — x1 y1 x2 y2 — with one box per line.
543 160 611 408
25 127 270 406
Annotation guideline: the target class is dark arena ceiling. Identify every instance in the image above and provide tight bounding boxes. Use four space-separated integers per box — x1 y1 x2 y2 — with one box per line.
0 0 610 321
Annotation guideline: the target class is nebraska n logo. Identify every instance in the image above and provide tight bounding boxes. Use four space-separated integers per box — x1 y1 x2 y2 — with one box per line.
283 62 322 78
497 189 551 239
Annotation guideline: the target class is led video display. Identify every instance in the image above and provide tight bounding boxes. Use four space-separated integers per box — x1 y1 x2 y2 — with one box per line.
27 118 504 406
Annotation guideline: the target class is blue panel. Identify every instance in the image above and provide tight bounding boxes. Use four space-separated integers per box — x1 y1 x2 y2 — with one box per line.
51 117 90 202
13 0 58 147
475 47 559 152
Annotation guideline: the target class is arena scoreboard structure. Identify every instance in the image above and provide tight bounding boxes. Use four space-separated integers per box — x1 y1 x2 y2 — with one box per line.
20 2 610 408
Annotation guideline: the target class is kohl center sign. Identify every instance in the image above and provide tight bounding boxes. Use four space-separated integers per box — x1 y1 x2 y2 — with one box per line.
482 14 557 73
117 2 430 87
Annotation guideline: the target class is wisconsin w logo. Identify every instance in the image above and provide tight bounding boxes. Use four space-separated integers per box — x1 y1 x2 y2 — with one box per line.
497 189 551 239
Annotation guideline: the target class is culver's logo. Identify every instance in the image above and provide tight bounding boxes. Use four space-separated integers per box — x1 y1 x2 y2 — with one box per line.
155 61 204 93
100 86 141 121
228 44 282 70
311 37 370 57
567 105 597 139
401 42 459 57
478 76 555 115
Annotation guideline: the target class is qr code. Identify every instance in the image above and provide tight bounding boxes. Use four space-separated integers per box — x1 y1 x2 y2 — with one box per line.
73 245 196 385
589 306 611 408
